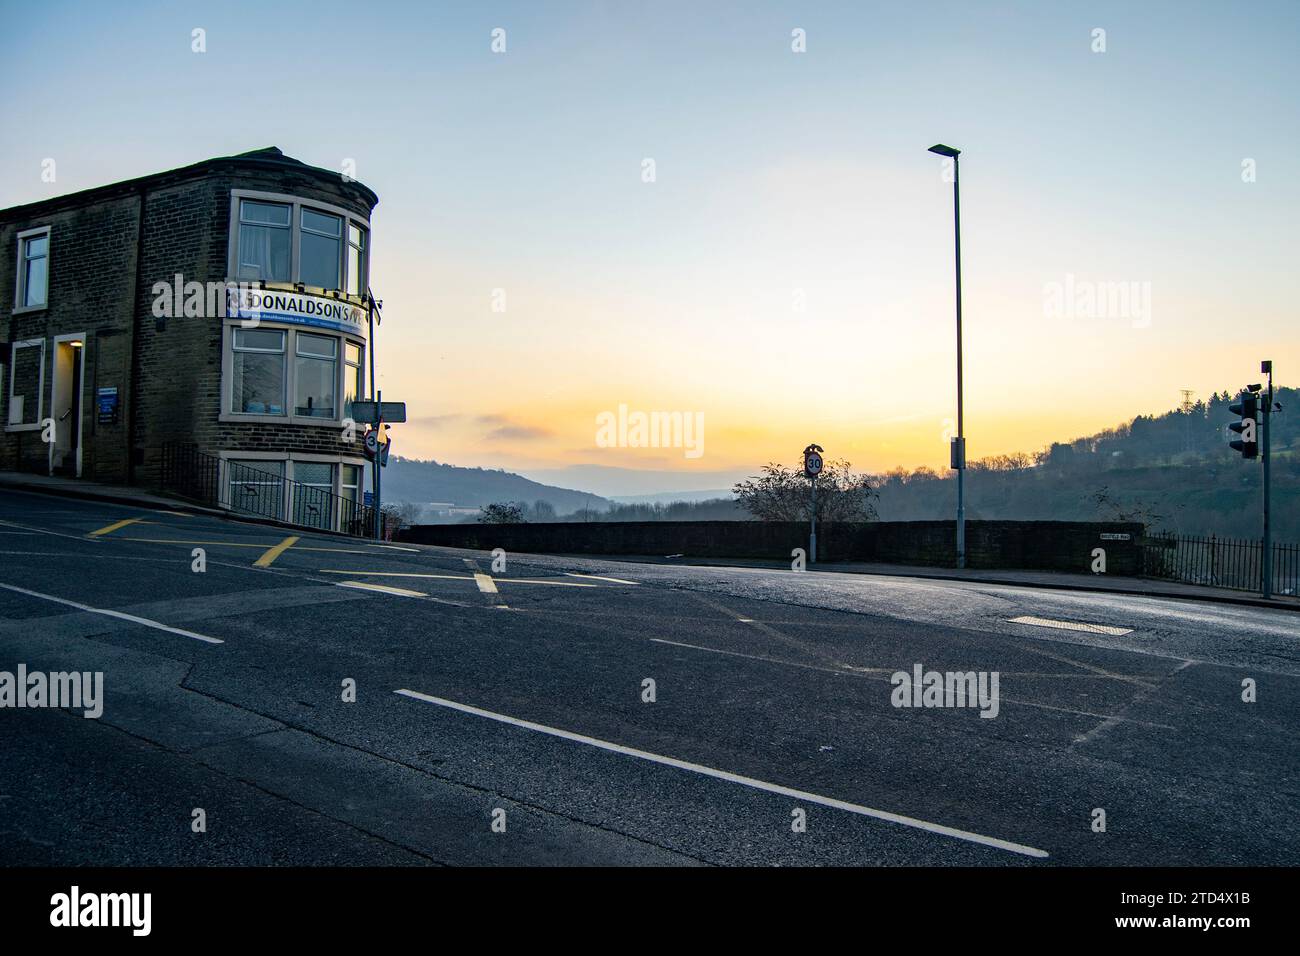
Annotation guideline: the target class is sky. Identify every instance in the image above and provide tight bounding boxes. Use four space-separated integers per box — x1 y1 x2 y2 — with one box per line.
3 0 1297 496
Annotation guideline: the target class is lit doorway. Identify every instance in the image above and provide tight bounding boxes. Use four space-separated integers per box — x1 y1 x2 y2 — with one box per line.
49 334 85 477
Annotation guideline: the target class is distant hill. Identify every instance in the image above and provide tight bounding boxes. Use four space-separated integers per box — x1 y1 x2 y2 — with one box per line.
873 387 1300 540
382 456 610 514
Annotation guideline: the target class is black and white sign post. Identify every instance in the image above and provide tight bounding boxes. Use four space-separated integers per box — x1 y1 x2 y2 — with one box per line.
804 443 824 564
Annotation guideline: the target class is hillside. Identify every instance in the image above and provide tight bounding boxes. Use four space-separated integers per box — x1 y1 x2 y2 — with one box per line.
382 457 610 514
873 387 1299 539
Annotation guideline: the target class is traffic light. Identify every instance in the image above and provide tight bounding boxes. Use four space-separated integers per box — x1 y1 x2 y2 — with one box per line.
1229 390 1259 459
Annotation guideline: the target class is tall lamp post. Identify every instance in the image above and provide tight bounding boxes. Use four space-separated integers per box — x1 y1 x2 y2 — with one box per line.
928 143 966 569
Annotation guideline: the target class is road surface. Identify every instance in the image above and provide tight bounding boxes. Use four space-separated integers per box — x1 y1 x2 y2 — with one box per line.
0 489 1295 866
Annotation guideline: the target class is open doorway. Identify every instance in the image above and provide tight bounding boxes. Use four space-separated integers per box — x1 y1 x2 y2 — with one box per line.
49 334 85 477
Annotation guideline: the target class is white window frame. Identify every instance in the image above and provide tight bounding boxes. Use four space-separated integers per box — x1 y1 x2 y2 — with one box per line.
227 190 369 299
5 338 46 432
14 226 51 313
216 450 367 530
220 322 364 427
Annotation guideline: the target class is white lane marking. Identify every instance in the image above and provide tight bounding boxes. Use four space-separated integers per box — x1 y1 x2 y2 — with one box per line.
737 617 756 623
368 544 421 552
319 570 596 588
0 581 223 644
473 573 499 594
564 572 639 585
394 688 1049 859
336 581 426 598
0 518 106 543
1009 615 1133 636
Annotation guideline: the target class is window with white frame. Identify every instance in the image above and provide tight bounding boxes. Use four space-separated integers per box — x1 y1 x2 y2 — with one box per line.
235 201 291 283
292 461 335 529
226 459 285 520
226 325 363 423
230 193 368 296
16 228 50 310
294 333 337 418
346 223 367 296
231 328 286 415
343 341 363 420
300 209 342 290
7 339 45 427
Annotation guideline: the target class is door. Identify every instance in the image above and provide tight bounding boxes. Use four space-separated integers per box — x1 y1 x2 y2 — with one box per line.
49 336 85 477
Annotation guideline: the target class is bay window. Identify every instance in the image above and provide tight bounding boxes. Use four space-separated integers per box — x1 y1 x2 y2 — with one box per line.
229 192 368 297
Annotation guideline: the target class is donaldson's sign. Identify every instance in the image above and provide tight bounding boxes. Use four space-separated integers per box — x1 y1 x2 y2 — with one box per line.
226 287 366 337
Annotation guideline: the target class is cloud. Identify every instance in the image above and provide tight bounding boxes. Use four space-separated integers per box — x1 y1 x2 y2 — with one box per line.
485 424 554 442
409 413 465 428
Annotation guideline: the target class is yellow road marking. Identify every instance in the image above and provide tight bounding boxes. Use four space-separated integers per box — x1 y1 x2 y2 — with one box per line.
254 535 300 568
474 573 499 594
320 570 474 580
319 570 597 588
88 517 146 537
336 581 425 598
565 572 639 585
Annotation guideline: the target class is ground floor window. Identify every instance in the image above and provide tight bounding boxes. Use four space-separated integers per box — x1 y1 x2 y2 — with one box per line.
226 458 285 520
292 461 334 529
6 339 45 428
221 456 365 532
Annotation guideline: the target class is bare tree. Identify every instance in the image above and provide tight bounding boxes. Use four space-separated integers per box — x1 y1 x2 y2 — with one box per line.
733 459 877 522
478 502 526 524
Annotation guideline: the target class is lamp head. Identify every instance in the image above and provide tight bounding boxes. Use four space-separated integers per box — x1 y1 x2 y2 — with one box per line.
928 144 961 158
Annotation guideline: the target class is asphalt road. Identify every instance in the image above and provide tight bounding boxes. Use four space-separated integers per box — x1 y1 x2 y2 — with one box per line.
0 489 1296 866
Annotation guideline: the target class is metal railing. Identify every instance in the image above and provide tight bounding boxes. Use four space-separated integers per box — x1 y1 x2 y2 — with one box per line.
160 441 373 537
1139 532 1300 597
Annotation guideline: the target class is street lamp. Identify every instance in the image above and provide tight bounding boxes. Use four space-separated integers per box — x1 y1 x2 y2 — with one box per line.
928 143 966 569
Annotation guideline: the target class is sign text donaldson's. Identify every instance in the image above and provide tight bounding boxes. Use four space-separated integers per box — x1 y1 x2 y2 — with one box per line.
226 287 366 337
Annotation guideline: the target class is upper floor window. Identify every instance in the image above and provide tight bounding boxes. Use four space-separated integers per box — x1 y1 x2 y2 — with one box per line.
230 193 368 296
15 227 50 310
236 201 291 283
300 209 342 290
346 223 367 296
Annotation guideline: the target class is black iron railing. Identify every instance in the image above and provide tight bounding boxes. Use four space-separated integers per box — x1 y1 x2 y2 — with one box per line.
1139 532 1300 597
160 441 373 537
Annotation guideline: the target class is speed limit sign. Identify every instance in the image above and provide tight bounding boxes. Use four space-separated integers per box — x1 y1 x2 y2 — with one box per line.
803 444 824 478
363 429 379 459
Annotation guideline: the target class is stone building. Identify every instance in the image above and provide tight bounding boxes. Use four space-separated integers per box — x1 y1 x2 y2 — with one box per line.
0 148 378 530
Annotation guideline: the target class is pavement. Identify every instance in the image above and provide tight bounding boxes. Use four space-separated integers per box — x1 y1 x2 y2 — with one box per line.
0 487 1297 866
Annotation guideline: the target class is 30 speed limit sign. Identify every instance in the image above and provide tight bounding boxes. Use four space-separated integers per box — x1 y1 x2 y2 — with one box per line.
804 450 823 478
